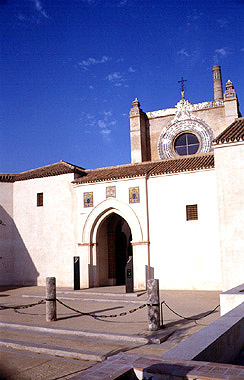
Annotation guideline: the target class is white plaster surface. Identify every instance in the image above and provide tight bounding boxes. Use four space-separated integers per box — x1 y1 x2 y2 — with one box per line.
148 169 223 290
0 182 14 284
214 142 244 291
220 283 244 316
1 167 226 291
12 173 76 286
73 170 223 291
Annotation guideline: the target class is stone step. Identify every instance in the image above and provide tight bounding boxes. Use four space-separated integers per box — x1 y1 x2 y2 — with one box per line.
57 290 147 299
0 338 105 362
0 321 173 345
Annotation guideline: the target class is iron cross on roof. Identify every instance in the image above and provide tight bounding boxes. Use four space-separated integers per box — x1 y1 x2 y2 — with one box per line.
178 77 187 99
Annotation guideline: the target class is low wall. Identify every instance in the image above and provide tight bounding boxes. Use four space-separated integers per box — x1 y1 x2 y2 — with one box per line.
161 302 244 364
220 283 244 315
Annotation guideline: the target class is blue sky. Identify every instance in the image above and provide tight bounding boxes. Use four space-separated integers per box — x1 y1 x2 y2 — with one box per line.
1 0 243 173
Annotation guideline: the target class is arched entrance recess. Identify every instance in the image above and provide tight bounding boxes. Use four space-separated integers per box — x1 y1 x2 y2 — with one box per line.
95 213 132 286
81 199 146 289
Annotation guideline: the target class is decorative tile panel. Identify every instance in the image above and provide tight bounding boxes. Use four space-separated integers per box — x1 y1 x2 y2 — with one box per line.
129 187 140 203
84 192 93 208
106 186 116 198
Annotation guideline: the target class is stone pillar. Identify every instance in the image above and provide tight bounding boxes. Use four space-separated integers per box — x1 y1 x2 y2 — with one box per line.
129 98 149 163
212 65 223 101
224 80 239 127
46 277 56 322
147 279 160 331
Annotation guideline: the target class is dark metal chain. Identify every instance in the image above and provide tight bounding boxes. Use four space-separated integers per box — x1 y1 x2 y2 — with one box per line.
57 298 147 318
161 301 220 321
0 299 45 310
0 298 220 322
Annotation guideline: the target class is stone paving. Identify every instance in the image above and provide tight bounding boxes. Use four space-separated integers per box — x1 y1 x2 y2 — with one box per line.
0 286 221 379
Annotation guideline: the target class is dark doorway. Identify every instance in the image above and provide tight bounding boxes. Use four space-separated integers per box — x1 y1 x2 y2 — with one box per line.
96 213 132 286
73 256 80 290
115 220 132 285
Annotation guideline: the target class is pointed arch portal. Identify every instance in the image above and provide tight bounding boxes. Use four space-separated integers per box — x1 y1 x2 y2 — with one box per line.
79 199 148 291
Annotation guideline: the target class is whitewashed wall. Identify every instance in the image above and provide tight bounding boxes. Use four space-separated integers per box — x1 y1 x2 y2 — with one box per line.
0 182 14 284
148 170 223 290
13 173 76 286
215 142 244 291
74 170 223 291
1 166 226 291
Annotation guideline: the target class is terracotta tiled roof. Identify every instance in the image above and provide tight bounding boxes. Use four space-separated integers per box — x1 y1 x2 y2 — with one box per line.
214 117 244 144
0 174 16 182
0 161 86 182
73 153 214 184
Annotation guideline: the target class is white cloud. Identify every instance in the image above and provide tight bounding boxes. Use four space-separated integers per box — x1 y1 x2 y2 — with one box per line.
106 72 122 81
98 120 107 129
128 67 135 72
241 48 244 52
215 48 228 57
104 110 112 117
78 56 110 70
214 48 230 64
100 128 111 135
106 71 126 87
33 0 49 19
17 0 49 24
177 49 189 57
83 111 116 143
89 85 94 89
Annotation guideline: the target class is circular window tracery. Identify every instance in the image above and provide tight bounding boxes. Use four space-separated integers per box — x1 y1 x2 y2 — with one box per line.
174 132 200 156
157 119 214 159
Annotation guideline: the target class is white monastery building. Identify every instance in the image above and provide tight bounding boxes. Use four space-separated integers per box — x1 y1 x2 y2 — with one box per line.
1 65 243 292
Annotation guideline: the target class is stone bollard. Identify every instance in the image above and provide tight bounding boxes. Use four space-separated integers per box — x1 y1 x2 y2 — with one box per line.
147 279 160 331
46 277 57 322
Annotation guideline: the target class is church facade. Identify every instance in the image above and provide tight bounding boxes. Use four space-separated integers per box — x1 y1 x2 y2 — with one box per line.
1 65 243 291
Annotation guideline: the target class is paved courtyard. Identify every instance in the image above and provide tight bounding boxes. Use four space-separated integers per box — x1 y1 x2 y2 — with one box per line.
0 286 221 379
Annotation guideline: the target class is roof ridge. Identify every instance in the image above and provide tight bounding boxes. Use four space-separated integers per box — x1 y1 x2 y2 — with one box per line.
85 153 214 173
73 153 215 185
85 160 161 172
60 160 85 171
19 161 64 174
18 160 85 174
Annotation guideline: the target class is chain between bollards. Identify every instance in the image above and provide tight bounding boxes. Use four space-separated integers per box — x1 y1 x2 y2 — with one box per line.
45 276 161 328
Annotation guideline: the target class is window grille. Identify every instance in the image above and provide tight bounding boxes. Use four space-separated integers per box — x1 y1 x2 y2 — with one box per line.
37 193 43 207
186 204 198 221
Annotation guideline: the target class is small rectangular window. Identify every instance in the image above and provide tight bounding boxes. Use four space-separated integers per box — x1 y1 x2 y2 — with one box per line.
37 193 43 207
186 204 198 221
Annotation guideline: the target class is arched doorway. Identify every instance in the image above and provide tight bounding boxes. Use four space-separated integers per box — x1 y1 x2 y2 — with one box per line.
96 213 132 286
80 199 146 290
